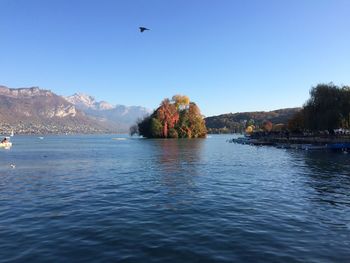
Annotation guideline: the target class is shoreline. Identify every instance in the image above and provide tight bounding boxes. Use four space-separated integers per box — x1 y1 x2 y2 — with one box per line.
229 135 350 151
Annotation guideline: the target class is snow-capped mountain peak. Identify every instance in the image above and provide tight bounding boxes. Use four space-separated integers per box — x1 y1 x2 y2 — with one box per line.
65 93 113 110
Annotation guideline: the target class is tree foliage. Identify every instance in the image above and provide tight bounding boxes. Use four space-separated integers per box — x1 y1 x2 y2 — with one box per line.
204 108 300 134
172 94 190 110
288 83 350 132
262 120 273 132
135 95 207 138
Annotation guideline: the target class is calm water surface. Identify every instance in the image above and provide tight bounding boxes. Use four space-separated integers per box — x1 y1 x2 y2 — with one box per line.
0 135 350 262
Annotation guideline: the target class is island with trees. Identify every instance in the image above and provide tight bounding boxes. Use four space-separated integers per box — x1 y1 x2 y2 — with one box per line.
131 95 207 138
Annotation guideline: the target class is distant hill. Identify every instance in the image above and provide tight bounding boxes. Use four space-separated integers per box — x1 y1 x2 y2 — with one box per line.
0 85 151 134
205 108 301 133
0 86 110 134
65 93 151 133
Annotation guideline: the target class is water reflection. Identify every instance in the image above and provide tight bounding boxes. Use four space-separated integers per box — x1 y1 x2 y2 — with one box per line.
154 139 203 173
152 139 204 209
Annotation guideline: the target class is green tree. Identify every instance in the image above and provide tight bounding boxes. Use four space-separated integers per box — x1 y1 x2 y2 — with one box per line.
288 111 305 132
150 118 163 138
340 86 350 128
288 83 350 132
137 116 152 138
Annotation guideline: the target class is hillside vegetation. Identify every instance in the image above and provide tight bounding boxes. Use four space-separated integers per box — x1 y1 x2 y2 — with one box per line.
205 108 300 134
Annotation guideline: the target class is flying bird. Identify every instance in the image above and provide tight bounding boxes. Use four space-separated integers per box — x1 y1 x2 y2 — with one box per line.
139 27 150 33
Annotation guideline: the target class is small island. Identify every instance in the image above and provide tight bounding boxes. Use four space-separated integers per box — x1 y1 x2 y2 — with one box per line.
131 95 207 138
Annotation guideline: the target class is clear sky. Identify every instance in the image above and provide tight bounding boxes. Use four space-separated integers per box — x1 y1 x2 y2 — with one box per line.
1 0 349 116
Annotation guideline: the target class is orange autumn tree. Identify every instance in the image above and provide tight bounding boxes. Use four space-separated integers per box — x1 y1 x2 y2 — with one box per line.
262 120 273 132
135 95 207 138
157 99 179 137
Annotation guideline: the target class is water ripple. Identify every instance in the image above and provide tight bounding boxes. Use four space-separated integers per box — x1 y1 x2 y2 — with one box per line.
0 135 350 262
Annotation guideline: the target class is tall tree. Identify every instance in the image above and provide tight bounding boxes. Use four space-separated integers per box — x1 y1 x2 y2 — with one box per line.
288 83 350 132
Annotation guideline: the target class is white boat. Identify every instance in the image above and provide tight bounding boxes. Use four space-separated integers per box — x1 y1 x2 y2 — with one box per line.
0 141 12 149
10 130 14 137
112 138 127 141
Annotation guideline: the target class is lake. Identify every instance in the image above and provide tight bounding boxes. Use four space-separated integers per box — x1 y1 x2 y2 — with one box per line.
0 134 349 262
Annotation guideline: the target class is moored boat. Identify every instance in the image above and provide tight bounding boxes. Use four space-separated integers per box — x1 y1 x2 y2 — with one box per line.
301 144 328 150
229 136 257 145
0 141 12 149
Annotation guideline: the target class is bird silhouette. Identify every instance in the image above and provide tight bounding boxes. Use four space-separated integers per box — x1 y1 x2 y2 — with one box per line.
139 27 150 33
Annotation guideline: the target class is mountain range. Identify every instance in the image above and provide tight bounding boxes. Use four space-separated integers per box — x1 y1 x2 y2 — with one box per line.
65 93 151 132
0 85 150 134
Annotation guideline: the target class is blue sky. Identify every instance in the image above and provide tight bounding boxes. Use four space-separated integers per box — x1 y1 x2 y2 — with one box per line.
1 0 349 116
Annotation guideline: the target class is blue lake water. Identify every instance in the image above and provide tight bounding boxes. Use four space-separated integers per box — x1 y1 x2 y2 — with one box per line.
0 134 350 262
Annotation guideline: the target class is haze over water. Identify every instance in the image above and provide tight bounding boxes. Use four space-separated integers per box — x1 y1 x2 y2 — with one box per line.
0 135 349 262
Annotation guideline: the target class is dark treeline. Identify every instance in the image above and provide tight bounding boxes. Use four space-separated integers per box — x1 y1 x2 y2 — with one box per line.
131 95 207 138
288 83 350 133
